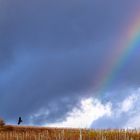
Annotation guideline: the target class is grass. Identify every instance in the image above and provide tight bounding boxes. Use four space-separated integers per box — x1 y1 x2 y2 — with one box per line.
0 125 140 140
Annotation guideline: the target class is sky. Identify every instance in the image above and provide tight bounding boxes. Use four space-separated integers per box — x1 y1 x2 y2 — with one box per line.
0 0 140 128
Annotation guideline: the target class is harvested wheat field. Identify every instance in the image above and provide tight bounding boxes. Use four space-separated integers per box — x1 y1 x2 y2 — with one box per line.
0 125 140 140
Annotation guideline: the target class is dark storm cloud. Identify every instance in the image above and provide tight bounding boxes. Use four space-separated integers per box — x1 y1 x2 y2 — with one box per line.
0 0 140 125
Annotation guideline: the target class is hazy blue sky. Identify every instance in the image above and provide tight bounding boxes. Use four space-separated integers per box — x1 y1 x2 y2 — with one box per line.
0 0 140 128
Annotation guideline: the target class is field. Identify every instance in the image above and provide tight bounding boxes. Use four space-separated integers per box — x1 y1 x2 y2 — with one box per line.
0 125 140 140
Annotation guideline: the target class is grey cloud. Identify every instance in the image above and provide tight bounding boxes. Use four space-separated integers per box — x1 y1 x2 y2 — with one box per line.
91 90 140 129
0 0 140 125
91 113 129 129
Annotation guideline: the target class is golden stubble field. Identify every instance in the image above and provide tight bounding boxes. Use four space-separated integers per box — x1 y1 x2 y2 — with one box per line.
0 125 140 140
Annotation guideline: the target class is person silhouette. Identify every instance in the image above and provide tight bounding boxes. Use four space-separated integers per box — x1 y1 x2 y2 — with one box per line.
18 117 23 125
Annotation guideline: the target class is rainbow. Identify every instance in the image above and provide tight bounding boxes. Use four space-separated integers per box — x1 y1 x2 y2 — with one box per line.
95 16 140 96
